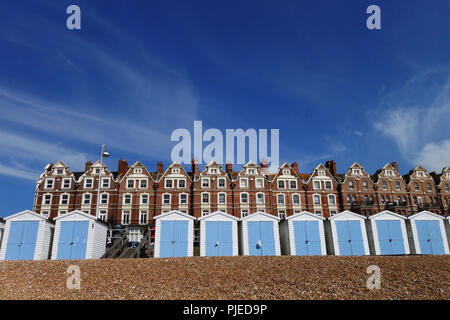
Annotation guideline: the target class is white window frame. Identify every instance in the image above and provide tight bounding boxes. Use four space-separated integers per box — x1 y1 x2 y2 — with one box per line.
278 180 285 189
328 194 336 205
60 193 70 205
240 192 249 204
165 179 173 189
240 178 248 188
278 210 286 220
102 178 110 188
313 180 321 190
84 178 93 189
45 178 54 189
292 194 300 205
255 178 264 189
202 178 210 188
177 179 186 189
289 180 297 189
217 178 226 188
241 209 249 218
202 192 210 204
140 193 149 205
62 178 71 189
313 194 321 205
324 181 332 190
100 193 109 205
140 179 148 189
218 193 226 204
277 194 285 205
43 193 52 205
179 193 188 205
162 193 171 205
98 210 107 221
123 193 132 205
83 193 91 205
256 193 265 204
122 210 130 225
139 210 148 224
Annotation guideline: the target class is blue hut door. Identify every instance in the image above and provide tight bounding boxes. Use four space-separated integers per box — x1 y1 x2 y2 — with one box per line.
376 220 405 255
205 221 233 256
5 221 39 260
293 221 322 255
57 221 89 259
336 220 365 256
416 220 444 254
159 220 189 257
247 221 275 256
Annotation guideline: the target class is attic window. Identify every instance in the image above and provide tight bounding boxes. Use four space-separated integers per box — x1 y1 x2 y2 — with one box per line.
95 168 100 174
386 170 393 176
318 170 325 176
172 168 180 174
134 168 142 174
283 169 290 175
57 169 63 175
248 169 255 175
210 168 217 174
417 171 424 177
353 169 361 175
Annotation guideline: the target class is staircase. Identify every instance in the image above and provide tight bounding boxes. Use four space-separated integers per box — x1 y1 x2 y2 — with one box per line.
101 234 128 259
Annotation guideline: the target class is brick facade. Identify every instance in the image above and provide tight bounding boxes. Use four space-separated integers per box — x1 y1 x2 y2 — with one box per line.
33 159 450 229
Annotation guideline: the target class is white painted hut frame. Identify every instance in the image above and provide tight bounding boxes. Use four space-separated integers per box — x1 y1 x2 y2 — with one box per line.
369 210 410 255
0 210 54 261
285 211 327 255
408 210 449 255
153 210 195 258
240 211 281 256
329 210 370 256
198 211 239 256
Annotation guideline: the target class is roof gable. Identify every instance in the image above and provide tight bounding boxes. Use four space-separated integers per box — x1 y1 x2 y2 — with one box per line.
198 211 240 221
153 210 196 220
369 210 407 220
286 211 325 221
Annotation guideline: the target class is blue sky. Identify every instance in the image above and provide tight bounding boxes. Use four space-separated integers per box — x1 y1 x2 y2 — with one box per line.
0 0 449 216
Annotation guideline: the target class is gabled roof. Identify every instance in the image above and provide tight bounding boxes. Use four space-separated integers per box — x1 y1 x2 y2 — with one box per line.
368 210 407 220
153 210 196 220
408 210 445 220
305 163 339 184
271 162 306 184
240 211 280 221
286 211 325 221
54 210 99 221
198 210 240 221
157 162 192 183
5 210 50 221
328 210 367 220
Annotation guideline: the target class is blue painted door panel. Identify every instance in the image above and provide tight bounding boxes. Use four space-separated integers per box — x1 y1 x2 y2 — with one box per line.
293 221 322 255
5 221 38 260
376 220 405 255
71 222 89 259
247 221 276 256
336 220 365 256
20 222 39 260
159 221 174 258
416 220 444 254
57 221 75 259
159 220 189 257
336 221 352 255
218 221 233 256
248 222 261 255
260 221 275 256
205 221 218 256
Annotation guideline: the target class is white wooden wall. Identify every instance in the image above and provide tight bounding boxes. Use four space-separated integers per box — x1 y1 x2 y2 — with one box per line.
199 215 238 256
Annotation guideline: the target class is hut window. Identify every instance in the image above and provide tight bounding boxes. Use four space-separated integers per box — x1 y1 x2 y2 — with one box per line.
218 193 226 204
180 194 187 204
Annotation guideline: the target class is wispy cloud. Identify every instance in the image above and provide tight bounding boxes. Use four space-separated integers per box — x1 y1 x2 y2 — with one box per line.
354 130 363 136
373 70 450 171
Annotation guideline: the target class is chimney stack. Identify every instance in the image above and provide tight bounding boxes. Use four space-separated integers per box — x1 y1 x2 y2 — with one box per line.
191 158 199 175
157 161 164 174
292 162 299 174
260 159 268 175
226 161 233 173
391 161 399 172
325 160 337 177
118 159 129 176
85 161 93 172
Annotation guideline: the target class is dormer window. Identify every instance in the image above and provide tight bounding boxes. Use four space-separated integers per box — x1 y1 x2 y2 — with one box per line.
283 169 290 175
318 170 325 176
210 168 217 174
417 171 424 177
95 168 100 174
386 170 393 176
248 169 255 175
134 168 142 174
353 169 361 175
57 169 63 175
172 168 180 174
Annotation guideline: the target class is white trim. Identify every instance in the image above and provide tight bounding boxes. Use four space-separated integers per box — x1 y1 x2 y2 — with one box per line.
369 210 410 255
